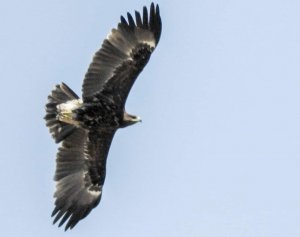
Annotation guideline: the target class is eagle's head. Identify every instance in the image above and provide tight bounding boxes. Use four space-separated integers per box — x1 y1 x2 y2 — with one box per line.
120 112 142 128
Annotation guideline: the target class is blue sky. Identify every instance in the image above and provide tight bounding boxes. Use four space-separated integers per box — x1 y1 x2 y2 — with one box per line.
1 0 300 236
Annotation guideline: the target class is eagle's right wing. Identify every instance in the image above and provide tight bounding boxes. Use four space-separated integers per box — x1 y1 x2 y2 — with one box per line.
82 3 162 108
52 128 115 230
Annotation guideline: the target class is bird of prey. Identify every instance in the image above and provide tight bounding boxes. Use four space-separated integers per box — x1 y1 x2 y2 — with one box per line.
44 3 161 230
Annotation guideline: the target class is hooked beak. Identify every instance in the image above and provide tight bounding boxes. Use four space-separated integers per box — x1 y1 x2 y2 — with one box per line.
134 116 142 123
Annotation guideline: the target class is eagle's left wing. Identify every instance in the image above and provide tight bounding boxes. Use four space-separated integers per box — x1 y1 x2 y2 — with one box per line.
82 3 162 107
52 128 116 230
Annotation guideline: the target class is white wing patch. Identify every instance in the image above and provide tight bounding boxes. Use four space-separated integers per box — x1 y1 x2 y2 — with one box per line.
82 171 102 197
87 188 102 197
106 26 156 58
141 40 155 48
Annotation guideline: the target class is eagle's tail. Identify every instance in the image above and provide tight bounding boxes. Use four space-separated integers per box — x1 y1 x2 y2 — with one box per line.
44 83 79 143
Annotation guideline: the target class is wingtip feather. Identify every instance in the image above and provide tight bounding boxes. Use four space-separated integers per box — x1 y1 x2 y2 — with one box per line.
120 15 127 25
135 10 143 27
127 12 135 29
143 6 148 28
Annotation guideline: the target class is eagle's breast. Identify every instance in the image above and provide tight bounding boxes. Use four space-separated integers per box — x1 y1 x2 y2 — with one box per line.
75 95 121 129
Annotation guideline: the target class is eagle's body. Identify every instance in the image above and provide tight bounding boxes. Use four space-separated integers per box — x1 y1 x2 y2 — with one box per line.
44 3 161 230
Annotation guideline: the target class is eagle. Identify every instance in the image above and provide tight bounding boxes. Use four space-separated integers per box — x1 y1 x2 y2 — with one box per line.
44 3 161 230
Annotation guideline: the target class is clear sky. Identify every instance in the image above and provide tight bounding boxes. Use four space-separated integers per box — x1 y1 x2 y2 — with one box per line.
1 0 300 236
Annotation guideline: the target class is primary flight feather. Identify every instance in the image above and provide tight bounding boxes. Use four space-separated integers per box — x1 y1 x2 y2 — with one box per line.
44 3 161 230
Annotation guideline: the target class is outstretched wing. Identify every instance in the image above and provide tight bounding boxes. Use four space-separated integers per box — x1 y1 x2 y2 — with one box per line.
82 3 162 107
52 128 116 230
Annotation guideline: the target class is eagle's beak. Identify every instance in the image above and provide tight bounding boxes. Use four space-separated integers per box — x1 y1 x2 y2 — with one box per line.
135 116 142 123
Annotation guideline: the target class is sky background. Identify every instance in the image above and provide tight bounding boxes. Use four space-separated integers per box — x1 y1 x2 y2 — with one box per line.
1 0 300 236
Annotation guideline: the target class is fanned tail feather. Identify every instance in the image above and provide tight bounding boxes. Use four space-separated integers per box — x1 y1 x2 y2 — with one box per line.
44 83 79 143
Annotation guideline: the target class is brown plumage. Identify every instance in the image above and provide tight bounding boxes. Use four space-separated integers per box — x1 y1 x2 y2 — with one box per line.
44 3 161 230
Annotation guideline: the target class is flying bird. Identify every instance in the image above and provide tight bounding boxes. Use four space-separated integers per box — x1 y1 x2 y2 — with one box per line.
44 3 161 230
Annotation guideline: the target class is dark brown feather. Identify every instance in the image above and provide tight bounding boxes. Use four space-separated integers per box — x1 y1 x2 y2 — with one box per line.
82 3 162 101
46 3 162 231
52 129 116 230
